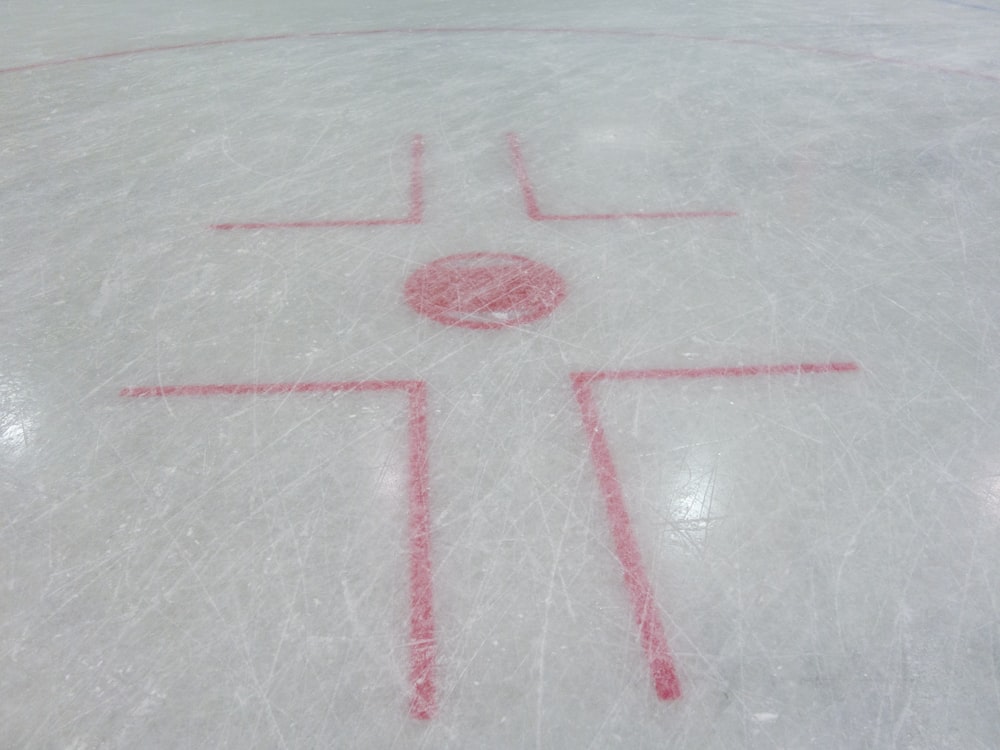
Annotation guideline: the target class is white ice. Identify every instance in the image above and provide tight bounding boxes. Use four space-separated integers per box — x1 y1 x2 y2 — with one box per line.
2 1 1000 747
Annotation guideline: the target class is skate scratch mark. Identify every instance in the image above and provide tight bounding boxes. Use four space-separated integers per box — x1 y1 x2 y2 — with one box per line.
933 0 1000 13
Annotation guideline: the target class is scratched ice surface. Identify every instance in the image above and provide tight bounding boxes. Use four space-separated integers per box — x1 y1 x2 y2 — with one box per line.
3 1 1000 747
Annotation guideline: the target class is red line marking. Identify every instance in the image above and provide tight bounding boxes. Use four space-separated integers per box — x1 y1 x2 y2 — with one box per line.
569 360 859 702
405 382 436 719
582 360 859 384
570 379 681 701
211 134 425 230
118 380 423 397
3 29 998 84
507 133 544 220
404 252 567 329
121 378 438 720
506 133 738 222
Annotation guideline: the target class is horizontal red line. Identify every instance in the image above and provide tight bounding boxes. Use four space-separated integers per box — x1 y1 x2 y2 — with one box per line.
537 211 739 221
120 381 421 397
573 360 859 384
212 217 418 230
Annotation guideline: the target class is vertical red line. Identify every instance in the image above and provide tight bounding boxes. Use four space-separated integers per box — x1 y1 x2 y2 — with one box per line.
571 375 682 701
406 381 437 719
506 132 544 220
407 134 425 223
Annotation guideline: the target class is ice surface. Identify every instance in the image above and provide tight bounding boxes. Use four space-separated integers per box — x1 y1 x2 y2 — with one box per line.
2 1 1000 747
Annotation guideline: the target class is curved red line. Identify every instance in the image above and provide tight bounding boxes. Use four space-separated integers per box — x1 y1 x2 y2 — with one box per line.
3 27 997 83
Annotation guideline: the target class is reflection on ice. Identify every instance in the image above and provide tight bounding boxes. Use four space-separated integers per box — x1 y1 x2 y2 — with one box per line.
660 443 724 555
0 375 32 459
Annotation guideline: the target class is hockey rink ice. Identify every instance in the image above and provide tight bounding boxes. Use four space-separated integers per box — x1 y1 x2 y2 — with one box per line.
2 1 1000 747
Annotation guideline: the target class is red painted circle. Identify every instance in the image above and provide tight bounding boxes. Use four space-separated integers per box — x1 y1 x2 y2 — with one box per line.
404 252 566 329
